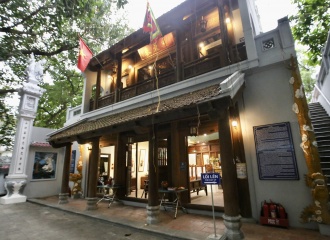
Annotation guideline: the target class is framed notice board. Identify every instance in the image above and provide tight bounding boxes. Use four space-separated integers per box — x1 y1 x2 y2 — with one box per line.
253 122 299 180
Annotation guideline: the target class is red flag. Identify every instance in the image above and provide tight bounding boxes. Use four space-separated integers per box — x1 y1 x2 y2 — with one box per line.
143 2 162 44
77 38 93 72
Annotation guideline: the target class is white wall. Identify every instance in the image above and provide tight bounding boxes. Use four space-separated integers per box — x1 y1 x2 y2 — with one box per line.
24 127 64 198
239 63 316 229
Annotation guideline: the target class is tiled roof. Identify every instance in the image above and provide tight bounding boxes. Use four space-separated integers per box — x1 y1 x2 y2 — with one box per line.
30 142 52 147
48 84 221 141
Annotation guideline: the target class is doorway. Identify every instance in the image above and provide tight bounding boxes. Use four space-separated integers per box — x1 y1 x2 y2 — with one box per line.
126 141 149 198
187 131 224 207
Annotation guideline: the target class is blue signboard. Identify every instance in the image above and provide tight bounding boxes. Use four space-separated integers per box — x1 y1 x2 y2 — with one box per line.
201 173 221 185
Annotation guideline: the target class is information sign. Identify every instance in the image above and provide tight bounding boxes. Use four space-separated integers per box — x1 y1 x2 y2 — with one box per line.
253 122 299 180
201 173 221 185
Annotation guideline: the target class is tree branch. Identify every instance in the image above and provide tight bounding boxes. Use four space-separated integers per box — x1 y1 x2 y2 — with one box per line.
0 27 37 36
0 0 11 4
0 89 19 95
21 43 78 56
13 5 50 28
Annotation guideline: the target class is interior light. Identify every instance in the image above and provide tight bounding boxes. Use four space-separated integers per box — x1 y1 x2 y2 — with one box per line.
190 126 198 136
200 16 207 32
128 65 132 69
232 120 238 128
204 133 207 136
225 17 231 24
199 42 204 48
122 48 129 54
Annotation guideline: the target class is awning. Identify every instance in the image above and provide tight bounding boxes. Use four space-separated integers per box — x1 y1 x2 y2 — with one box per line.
48 71 245 145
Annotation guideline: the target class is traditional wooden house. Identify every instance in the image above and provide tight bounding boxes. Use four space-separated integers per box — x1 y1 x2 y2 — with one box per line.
47 0 320 236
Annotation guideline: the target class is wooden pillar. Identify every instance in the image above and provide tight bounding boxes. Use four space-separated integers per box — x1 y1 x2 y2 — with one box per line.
86 137 99 210
170 122 180 187
230 105 252 218
175 29 182 82
114 133 126 198
147 124 160 224
217 0 231 66
126 142 132 196
93 70 101 110
59 143 72 204
148 125 159 206
115 53 122 103
219 107 244 239
170 122 189 203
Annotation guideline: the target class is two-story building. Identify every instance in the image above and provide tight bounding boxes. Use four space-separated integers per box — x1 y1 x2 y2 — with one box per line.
47 0 319 235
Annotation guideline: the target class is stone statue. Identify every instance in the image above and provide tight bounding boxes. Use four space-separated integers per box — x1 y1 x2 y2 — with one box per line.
25 53 46 82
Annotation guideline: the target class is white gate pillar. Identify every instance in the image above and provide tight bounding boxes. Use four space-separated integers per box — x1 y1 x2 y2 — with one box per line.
0 53 45 204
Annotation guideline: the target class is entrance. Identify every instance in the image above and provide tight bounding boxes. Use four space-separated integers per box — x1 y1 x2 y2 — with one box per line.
187 128 224 207
99 146 115 185
126 141 149 198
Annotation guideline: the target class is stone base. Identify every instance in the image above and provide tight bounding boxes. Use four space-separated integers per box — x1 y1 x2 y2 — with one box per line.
0 194 27 204
223 214 244 240
207 233 223 240
0 178 27 205
146 205 160 224
319 223 330 236
58 193 69 204
86 197 98 210
72 193 81 199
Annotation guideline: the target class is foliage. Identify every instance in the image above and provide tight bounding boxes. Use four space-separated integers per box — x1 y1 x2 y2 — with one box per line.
0 96 16 151
290 0 330 66
296 47 317 103
0 0 132 148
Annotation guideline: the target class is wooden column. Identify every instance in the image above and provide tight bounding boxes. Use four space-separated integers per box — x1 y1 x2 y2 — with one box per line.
59 143 72 204
148 125 159 206
114 133 126 198
230 105 252 218
219 107 244 239
219 108 239 216
93 70 101 110
115 53 122 103
170 122 189 203
147 124 160 224
217 0 231 66
126 143 132 196
86 137 99 210
175 29 182 82
170 122 180 187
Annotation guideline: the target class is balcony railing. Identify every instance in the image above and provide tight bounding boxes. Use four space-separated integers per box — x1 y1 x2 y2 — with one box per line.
183 52 222 79
120 69 176 101
89 44 246 111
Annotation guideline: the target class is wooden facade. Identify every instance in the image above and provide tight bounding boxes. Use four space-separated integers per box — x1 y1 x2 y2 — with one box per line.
50 0 252 224
88 0 247 111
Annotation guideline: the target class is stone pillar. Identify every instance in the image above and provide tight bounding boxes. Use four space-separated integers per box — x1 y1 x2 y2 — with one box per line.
0 53 45 205
86 138 99 210
218 107 244 240
59 143 72 204
147 125 160 224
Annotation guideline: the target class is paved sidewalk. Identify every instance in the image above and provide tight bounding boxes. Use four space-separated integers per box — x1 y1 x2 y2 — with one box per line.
28 196 329 240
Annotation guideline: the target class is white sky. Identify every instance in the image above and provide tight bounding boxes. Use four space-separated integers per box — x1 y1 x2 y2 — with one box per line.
124 0 297 32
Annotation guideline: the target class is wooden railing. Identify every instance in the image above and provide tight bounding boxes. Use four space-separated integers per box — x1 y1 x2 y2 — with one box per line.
183 52 222 79
89 44 246 111
120 69 176 101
